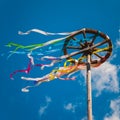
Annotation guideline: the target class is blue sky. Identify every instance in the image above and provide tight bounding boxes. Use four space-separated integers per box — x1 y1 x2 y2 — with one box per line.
0 0 120 120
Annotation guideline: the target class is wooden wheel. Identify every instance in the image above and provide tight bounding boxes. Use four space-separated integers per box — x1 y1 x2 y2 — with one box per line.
63 28 112 67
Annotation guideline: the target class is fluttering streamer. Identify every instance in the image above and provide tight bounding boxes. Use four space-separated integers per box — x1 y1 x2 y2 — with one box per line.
7 28 112 92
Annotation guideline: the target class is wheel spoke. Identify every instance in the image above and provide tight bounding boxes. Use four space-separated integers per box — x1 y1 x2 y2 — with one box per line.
72 37 76 40
91 39 108 49
91 35 97 44
82 31 86 38
66 46 81 49
72 37 85 47
80 43 85 47
82 31 88 45
78 53 86 61
94 53 103 59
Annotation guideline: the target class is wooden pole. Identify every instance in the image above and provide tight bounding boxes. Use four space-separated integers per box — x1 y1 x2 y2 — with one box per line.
86 54 92 120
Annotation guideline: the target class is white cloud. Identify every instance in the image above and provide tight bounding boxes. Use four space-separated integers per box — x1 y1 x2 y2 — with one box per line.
46 96 52 103
81 117 87 120
115 38 120 49
39 105 48 116
64 103 76 113
115 29 120 48
92 62 119 96
104 97 120 120
38 96 52 116
116 40 120 47
81 62 119 96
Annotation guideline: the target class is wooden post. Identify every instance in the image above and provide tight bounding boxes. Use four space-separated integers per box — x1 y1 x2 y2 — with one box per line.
86 54 92 120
